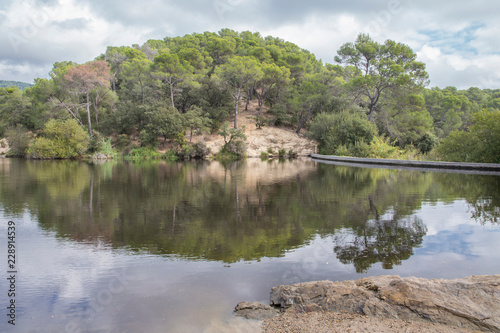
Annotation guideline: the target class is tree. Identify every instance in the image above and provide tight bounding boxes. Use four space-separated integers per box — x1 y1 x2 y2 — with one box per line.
182 106 212 142
63 60 112 135
254 63 291 115
141 102 184 146
26 119 89 159
335 33 429 121
308 111 377 155
119 57 153 104
437 110 500 163
0 87 31 136
215 56 263 128
152 53 193 109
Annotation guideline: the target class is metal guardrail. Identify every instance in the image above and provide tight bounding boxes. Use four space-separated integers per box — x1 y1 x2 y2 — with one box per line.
311 154 500 173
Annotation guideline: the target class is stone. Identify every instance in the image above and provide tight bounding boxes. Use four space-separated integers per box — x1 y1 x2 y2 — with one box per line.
268 275 500 332
234 301 280 320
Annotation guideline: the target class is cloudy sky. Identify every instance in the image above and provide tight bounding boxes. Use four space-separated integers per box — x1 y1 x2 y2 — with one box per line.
1 0 499 89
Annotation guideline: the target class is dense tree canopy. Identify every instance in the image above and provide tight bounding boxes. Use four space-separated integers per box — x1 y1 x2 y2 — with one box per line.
1 29 499 162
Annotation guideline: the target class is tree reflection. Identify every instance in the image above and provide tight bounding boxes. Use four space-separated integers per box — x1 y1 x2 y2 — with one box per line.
0 158 498 267
333 215 427 273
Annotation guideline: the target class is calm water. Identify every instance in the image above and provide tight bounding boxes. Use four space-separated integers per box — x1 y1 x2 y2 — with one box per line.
1 158 499 332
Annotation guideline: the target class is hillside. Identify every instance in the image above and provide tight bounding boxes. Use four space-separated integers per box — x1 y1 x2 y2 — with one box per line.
192 100 317 157
0 80 33 90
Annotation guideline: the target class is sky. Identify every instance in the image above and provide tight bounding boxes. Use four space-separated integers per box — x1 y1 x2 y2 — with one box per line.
1 0 499 89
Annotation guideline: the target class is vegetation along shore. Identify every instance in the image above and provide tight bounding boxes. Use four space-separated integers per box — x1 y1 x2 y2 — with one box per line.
1 30 499 163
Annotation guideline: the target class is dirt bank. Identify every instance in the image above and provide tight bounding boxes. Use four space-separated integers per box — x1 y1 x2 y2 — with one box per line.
193 100 317 157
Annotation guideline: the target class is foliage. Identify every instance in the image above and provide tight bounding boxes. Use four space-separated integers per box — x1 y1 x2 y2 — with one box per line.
140 103 183 147
0 80 33 90
182 106 212 142
335 33 429 121
2 29 500 162
0 86 32 136
436 110 500 163
217 122 247 159
26 119 89 159
368 136 424 160
177 140 211 160
308 111 377 155
5 125 32 157
124 146 163 159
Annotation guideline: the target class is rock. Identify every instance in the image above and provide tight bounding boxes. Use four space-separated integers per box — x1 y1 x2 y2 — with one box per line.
268 275 500 332
234 301 280 320
92 153 108 159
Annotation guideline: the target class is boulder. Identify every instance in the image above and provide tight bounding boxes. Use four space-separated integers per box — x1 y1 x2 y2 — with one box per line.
269 275 500 332
234 301 280 320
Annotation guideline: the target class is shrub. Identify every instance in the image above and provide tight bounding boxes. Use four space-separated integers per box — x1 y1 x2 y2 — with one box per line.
27 119 89 159
124 147 162 159
436 110 500 163
5 125 32 157
177 140 211 160
217 122 247 159
415 132 438 154
309 111 377 155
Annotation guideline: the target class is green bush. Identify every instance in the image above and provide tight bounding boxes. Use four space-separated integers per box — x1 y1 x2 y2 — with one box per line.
217 122 247 159
309 111 377 156
124 147 162 159
414 132 438 154
27 119 89 159
5 125 32 157
177 140 211 160
436 110 500 163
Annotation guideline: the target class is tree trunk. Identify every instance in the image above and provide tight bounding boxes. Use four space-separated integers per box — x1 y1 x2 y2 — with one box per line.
234 87 241 129
94 94 99 126
295 105 314 135
169 80 176 109
86 92 92 135
234 97 239 129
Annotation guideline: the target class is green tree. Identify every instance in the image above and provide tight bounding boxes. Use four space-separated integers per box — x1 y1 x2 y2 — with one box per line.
0 87 31 136
335 33 429 121
27 119 89 159
152 53 193 109
437 110 500 163
141 103 184 146
5 125 32 157
254 63 291 115
182 106 212 142
380 94 434 147
215 56 263 128
119 56 154 104
308 111 377 155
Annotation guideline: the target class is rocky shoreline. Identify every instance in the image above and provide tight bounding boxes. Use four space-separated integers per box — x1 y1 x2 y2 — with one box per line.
235 275 500 332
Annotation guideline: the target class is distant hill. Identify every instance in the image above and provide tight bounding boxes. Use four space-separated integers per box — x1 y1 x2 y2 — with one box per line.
0 80 33 90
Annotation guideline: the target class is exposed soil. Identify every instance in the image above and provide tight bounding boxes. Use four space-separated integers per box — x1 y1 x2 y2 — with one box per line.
192 100 317 157
0 138 9 156
261 311 477 333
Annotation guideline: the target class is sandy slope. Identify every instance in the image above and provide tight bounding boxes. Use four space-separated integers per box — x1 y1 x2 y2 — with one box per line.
195 101 318 157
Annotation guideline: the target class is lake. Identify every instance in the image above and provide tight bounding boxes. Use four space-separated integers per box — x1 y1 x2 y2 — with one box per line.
1 158 499 332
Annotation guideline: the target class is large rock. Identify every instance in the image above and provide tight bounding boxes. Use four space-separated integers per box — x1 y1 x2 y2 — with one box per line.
269 275 500 332
234 301 280 320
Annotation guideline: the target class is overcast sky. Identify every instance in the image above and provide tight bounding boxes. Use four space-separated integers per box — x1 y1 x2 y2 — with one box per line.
1 0 499 89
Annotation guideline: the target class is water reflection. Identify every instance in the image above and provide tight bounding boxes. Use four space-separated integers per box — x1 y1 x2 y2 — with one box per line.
1 158 499 267
1 158 500 333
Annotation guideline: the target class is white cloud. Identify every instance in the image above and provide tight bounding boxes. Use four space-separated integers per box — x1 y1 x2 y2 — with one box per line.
0 0 499 88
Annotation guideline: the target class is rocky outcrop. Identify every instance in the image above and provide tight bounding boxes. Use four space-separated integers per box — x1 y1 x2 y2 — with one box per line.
267 275 500 332
234 301 280 320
